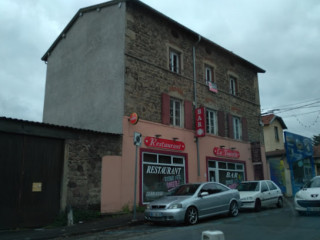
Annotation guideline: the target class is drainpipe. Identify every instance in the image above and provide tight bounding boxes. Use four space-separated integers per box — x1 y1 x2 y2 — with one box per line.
193 35 201 177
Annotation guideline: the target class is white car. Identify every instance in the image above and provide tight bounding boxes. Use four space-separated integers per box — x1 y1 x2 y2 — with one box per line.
294 176 320 215
237 180 283 211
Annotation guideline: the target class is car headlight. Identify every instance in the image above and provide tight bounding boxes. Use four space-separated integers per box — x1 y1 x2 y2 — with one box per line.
168 203 182 209
295 192 303 200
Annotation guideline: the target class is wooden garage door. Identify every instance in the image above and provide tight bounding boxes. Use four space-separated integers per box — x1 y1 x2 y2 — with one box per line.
0 132 64 229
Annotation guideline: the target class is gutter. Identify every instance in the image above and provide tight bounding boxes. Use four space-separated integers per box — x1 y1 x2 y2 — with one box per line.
193 35 201 177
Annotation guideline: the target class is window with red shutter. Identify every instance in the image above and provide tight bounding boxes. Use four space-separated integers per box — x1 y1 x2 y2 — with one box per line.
228 114 234 139
184 100 193 130
218 111 225 137
242 117 248 141
161 93 170 125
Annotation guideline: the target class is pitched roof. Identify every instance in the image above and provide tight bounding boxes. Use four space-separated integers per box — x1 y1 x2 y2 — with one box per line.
261 114 287 129
41 0 265 73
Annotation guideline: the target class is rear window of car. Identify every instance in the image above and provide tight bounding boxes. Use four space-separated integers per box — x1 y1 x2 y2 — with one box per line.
267 181 277 190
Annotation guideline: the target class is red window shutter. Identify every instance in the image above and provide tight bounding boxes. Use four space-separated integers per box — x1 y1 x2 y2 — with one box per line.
242 117 248 141
228 113 234 139
161 93 170 125
184 100 193 130
218 111 225 137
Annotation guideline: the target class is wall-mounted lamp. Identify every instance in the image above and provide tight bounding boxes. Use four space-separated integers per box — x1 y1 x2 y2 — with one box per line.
220 145 225 149
155 134 161 138
173 137 179 141
231 147 236 150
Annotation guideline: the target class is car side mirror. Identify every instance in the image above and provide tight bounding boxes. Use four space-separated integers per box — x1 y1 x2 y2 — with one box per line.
200 191 209 197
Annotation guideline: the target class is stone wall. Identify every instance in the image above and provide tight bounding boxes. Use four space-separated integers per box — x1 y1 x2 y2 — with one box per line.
66 133 122 210
124 2 264 143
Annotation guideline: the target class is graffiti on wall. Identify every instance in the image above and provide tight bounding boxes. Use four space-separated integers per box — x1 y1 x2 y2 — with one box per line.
284 132 315 195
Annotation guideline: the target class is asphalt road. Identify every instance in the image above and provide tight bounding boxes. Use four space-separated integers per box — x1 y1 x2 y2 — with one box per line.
59 199 320 240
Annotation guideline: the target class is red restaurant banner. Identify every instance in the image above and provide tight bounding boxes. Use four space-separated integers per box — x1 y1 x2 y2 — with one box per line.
213 147 240 159
195 107 206 137
144 137 185 151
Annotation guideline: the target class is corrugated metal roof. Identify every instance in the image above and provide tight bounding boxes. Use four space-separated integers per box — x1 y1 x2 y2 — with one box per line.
0 116 119 136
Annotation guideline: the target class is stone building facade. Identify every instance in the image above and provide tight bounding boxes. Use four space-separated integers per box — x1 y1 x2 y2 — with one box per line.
42 0 268 212
66 134 122 209
124 2 263 142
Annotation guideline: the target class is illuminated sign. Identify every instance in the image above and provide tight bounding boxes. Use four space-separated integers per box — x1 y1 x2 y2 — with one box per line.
195 107 206 137
129 112 139 125
144 137 185 151
213 147 240 159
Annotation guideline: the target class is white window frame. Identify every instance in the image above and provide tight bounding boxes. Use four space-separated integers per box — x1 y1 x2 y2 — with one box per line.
208 160 245 188
274 126 279 141
170 97 182 127
206 109 218 135
233 116 242 140
142 152 186 204
205 65 214 83
230 76 237 96
169 49 180 73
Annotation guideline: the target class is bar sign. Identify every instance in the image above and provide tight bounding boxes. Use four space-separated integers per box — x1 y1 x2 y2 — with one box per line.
195 107 206 137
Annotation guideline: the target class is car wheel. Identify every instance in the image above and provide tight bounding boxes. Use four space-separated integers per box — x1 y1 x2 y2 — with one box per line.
185 207 198 225
254 199 261 212
229 201 239 217
276 197 283 208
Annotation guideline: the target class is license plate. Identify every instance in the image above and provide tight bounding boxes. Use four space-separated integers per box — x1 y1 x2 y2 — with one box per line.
150 212 163 217
307 207 320 212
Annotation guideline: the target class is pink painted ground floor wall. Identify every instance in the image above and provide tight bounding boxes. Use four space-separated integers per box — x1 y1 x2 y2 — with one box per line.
101 117 268 213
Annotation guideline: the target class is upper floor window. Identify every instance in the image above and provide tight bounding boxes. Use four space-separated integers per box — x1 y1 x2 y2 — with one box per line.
233 116 242 140
206 109 217 135
274 126 279 141
205 65 214 83
230 76 238 96
170 97 182 127
169 49 181 73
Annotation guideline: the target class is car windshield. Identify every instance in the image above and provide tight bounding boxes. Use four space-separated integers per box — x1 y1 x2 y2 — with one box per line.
237 182 259 191
169 184 201 196
304 178 320 188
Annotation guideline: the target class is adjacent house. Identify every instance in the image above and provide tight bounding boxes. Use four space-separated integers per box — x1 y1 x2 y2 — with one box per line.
262 114 316 196
42 0 266 212
261 114 291 195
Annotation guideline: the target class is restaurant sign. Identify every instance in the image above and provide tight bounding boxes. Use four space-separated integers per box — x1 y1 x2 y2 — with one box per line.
144 137 185 151
213 147 240 159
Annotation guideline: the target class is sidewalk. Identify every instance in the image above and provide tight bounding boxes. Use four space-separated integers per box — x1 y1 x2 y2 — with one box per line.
0 212 145 240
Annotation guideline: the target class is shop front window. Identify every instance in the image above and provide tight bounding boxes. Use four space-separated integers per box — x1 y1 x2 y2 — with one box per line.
208 160 245 189
142 152 186 203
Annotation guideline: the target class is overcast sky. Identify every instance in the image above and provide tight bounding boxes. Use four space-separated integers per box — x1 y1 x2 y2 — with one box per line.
1 0 320 138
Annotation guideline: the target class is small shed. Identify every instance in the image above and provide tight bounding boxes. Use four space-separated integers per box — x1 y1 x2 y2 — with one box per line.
0 117 121 229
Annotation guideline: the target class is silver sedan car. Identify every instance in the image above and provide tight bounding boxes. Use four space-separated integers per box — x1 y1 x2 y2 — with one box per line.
144 182 241 225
